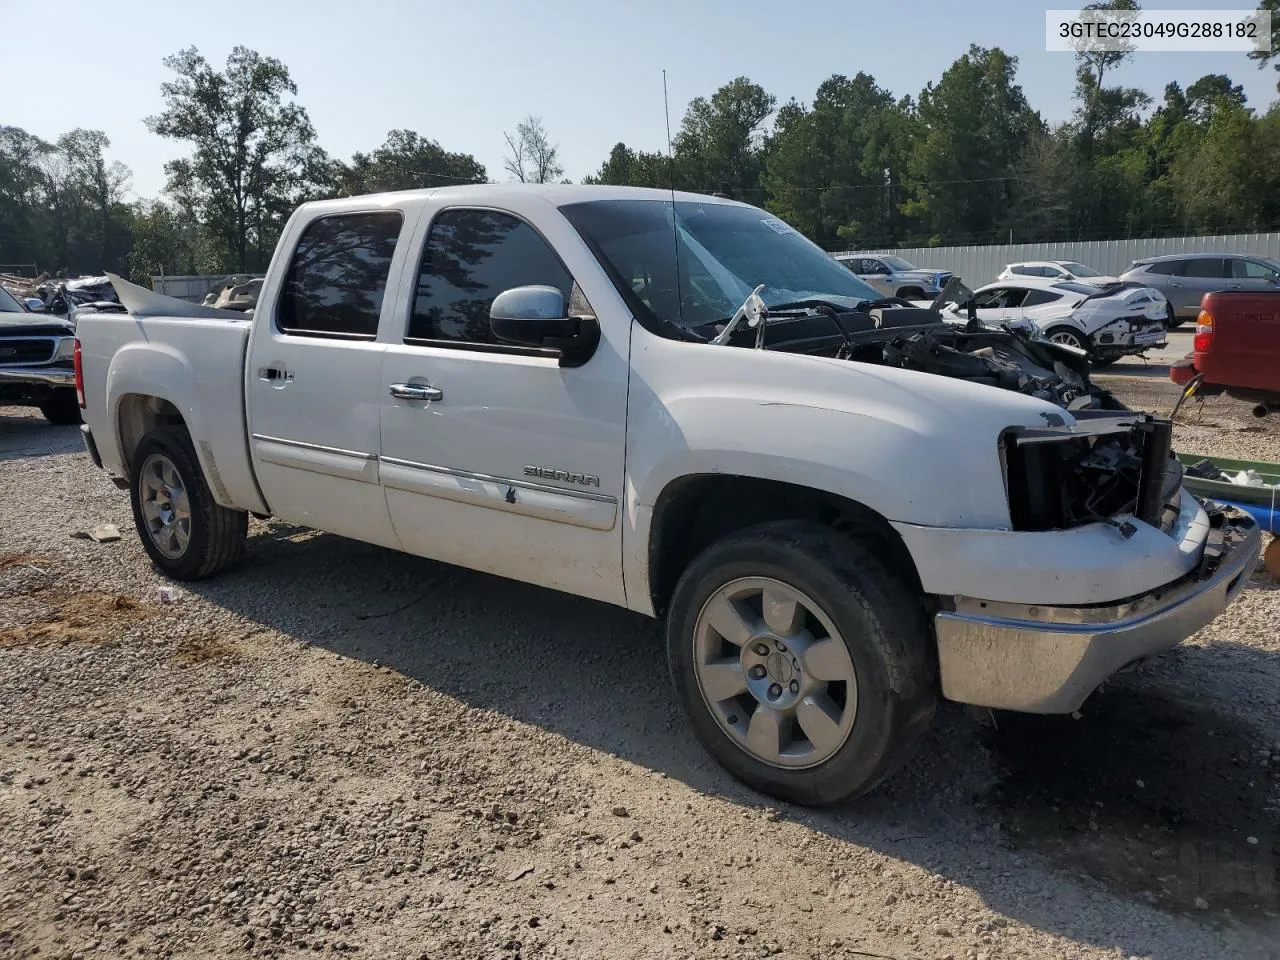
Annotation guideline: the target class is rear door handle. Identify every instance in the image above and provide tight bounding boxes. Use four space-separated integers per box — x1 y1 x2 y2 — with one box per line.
389 382 443 402
257 367 294 383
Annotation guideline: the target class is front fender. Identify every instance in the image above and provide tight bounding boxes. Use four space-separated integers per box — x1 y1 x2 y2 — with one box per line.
618 330 1078 614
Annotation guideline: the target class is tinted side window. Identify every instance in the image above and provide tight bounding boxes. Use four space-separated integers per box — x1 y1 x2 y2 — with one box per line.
1022 289 1058 306
1143 260 1177 276
278 212 403 338
1232 258 1275 279
1010 265 1031 276
409 209 573 345
1183 258 1226 278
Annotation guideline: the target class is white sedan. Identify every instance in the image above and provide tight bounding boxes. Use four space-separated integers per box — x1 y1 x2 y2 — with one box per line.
996 260 1120 286
942 278 1168 365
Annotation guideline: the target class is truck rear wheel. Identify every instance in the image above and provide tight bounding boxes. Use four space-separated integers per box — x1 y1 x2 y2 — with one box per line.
129 426 247 580
666 521 937 805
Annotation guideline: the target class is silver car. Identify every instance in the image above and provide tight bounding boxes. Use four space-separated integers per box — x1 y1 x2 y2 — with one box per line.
833 253 952 300
1120 253 1280 327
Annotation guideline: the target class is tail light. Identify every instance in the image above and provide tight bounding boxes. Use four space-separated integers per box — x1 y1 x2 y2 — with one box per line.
1193 309 1214 353
73 338 86 408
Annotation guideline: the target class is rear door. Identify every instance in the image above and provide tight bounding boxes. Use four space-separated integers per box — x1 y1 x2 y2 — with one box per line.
1171 257 1227 316
377 202 631 605
245 207 415 549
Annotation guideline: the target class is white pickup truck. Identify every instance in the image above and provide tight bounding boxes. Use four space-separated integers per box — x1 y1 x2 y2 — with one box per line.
75 185 1260 805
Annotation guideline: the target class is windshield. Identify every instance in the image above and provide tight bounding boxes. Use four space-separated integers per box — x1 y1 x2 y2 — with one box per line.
0 286 24 313
559 199 881 333
1060 261 1103 277
879 255 917 271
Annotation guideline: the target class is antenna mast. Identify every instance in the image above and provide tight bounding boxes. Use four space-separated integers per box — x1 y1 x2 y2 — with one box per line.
663 70 685 333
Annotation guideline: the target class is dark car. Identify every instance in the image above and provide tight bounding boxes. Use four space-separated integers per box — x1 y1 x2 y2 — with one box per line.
1120 253 1280 327
0 284 80 424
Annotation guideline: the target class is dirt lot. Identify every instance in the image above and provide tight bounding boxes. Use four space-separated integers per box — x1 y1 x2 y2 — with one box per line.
2 371 1279 960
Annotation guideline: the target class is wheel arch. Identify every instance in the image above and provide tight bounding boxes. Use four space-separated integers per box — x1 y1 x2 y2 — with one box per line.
115 393 188 475
645 473 924 618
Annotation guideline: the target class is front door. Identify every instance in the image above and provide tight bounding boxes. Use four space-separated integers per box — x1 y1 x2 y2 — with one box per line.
246 209 411 549
378 205 631 605
1229 257 1280 292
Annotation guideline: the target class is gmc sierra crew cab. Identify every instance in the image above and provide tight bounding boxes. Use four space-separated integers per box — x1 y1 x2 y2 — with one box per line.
74 185 1261 805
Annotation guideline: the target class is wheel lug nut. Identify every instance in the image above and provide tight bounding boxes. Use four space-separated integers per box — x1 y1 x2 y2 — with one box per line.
767 683 782 700
789 679 800 694
775 641 788 653
754 643 770 656
749 665 767 680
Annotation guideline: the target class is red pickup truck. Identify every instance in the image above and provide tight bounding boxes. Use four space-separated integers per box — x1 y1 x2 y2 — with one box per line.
1170 290 1280 417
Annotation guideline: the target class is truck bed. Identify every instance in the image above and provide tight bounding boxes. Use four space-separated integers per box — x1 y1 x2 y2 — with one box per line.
76 312 266 514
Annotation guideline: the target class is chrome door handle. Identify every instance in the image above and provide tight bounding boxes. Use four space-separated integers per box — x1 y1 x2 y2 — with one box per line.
389 382 443 401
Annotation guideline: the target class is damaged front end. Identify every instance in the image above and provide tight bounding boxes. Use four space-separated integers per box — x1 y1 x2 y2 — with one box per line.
1001 413 1179 534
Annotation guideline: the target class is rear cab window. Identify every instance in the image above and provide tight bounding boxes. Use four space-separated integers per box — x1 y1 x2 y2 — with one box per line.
277 211 404 339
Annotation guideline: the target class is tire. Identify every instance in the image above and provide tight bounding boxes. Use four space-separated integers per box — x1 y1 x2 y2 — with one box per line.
1163 303 1183 329
666 520 937 805
129 425 247 580
39 388 82 425
1044 326 1088 353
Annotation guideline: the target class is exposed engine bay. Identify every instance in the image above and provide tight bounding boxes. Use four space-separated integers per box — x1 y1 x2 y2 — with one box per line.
710 300 1178 533
710 301 1124 413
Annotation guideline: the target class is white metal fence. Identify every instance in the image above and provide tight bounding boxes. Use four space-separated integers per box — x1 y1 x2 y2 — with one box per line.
832 232 1280 287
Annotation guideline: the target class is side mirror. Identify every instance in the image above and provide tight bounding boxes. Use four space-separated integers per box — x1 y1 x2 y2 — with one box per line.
489 285 600 368
23 297 46 312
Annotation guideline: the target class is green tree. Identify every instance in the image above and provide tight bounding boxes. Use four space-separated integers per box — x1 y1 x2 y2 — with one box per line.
903 46 1039 243
339 129 486 195
582 142 669 188
1247 0 1280 90
764 74 914 248
145 46 325 272
673 77 776 200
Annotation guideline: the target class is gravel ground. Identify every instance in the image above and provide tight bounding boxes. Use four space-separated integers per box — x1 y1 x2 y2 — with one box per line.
2 384 1279 960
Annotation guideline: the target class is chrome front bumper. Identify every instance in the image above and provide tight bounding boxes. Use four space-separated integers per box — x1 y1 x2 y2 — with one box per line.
934 507 1261 713
0 364 75 387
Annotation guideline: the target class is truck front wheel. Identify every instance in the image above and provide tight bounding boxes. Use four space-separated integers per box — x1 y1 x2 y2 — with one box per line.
129 426 247 580
666 521 937 805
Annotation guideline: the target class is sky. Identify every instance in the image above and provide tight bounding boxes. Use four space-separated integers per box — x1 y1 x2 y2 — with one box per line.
4 0 1277 200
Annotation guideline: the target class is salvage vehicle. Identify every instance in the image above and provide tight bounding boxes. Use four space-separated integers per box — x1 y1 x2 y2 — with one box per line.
74 186 1260 805
942 277 1168 365
833 253 952 300
1170 289 1280 418
997 260 1118 286
0 281 80 424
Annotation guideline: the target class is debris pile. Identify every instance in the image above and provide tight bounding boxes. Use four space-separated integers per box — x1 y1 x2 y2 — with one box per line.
201 274 263 313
